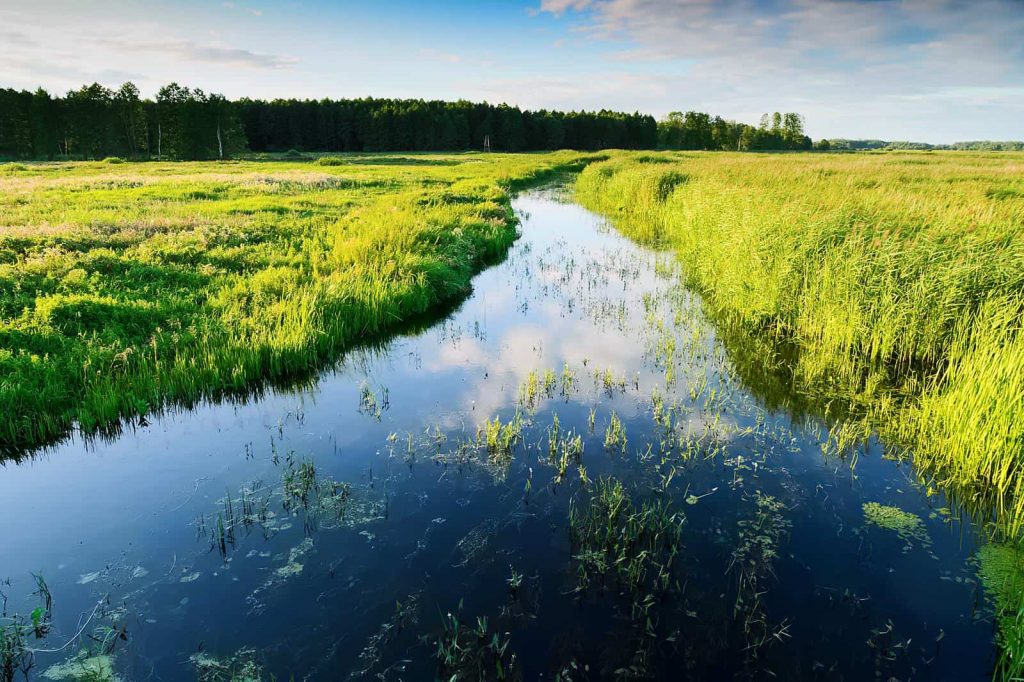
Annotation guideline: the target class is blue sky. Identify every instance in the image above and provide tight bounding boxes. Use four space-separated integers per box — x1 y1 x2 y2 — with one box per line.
1 0 1022 142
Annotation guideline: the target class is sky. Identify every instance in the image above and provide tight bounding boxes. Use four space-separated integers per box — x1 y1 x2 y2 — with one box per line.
1 0 1022 143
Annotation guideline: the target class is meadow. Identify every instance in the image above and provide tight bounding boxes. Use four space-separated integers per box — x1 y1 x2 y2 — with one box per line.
575 150 1024 675
0 151 596 454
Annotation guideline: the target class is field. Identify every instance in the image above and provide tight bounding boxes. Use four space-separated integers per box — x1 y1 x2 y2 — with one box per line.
0 152 595 454
3 150 1024 677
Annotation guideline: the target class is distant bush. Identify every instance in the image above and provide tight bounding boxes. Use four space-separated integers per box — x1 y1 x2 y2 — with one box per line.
102 156 126 164
282 149 307 160
315 157 345 166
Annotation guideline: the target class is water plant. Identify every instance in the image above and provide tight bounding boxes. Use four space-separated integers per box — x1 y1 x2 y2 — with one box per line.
435 604 517 681
862 502 931 552
976 544 1024 679
728 492 792 661
568 477 684 596
477 412 524 466
604 412 627 453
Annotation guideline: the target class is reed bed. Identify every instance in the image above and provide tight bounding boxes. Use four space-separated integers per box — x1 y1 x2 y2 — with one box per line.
576 150 1024 673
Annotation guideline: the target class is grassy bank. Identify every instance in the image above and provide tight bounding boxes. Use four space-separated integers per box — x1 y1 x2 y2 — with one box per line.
0 151 596 455
575 150 1024 675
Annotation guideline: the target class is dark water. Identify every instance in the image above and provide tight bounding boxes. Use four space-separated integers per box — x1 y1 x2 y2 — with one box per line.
0 189 997 680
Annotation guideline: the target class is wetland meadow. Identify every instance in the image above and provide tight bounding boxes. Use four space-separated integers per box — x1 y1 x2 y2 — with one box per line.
1 150 1023 680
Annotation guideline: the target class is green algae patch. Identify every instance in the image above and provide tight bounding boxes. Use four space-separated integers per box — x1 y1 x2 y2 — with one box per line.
191 648 264 681
862 502 931 551
43 653 118 681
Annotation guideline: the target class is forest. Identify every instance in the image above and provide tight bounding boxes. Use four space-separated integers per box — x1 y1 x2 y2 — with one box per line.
0 81 820 160
0 82 655 159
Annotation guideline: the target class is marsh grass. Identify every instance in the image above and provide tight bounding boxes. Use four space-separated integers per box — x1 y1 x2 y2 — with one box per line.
577 150 1024 534
0 152 598 455
976 544 1024 679
577 151 1024 672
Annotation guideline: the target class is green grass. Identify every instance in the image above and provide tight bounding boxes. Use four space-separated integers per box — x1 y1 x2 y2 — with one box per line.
0 151 598 455
575 150 1024 674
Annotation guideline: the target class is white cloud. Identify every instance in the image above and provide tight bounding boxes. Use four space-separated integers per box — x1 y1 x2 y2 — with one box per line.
533 0 1024 141
94 38 298 70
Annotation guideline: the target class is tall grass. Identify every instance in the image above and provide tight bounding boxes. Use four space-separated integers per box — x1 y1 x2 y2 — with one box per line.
576 150 1024 673
0 152 598 455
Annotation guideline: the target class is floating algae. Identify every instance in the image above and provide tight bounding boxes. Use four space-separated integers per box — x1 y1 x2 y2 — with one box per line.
43 653 118 682
275 537 314 578
247 538 315 614
863 502 931 551
191 647 264 682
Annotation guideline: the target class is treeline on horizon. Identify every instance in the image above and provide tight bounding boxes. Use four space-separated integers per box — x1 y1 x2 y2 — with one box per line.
828 138 1024 151
0 82 658 160
1 82 1019 161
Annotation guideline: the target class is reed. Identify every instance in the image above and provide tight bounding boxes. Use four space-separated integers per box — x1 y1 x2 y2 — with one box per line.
576 149 1024 673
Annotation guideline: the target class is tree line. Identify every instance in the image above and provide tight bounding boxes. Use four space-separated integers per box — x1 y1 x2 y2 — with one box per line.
0 82 657 160
4 81 1021 161
826 138 1024 152
0 83 246 161
237 98 657 153
657 111 812 151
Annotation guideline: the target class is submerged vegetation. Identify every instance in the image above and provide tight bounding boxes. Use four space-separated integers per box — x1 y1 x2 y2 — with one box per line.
0 152 597 454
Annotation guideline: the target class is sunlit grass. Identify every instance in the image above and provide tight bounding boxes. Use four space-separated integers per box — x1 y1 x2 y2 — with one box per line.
0 151 599 454
576 149 1024 674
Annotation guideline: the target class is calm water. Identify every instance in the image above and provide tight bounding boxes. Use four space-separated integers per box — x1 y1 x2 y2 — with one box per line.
1 189 997 680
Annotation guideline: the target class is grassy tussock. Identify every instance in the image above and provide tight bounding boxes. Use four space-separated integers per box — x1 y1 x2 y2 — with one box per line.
576 150 1024 536
0 152 596 455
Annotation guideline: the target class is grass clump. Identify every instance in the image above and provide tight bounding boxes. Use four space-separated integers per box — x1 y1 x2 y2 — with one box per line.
569 477 684 595
435 606 517 681
0 151 594 455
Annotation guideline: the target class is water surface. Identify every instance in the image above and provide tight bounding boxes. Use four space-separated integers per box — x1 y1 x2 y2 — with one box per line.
0 189 996 680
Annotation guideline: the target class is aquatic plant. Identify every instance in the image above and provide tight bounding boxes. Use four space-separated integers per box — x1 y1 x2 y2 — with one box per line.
435 604 517 681
190 647 264 682
729 492 792 661
568 477 684 596
477 412 524 466
976 544 1024 679
862 502 931 551
604 412 627 453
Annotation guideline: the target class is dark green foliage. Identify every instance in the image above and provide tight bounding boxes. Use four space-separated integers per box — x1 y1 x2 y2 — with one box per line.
236 97 657 153
658 110 812 151
828 139 1024 151
0 82 244 160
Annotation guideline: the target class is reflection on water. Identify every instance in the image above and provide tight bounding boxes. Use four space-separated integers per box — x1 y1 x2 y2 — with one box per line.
0 189 996 680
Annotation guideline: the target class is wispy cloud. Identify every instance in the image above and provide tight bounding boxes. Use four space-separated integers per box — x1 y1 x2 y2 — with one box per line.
535 0 1024 140
419 48 463 64
94 38 298 70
